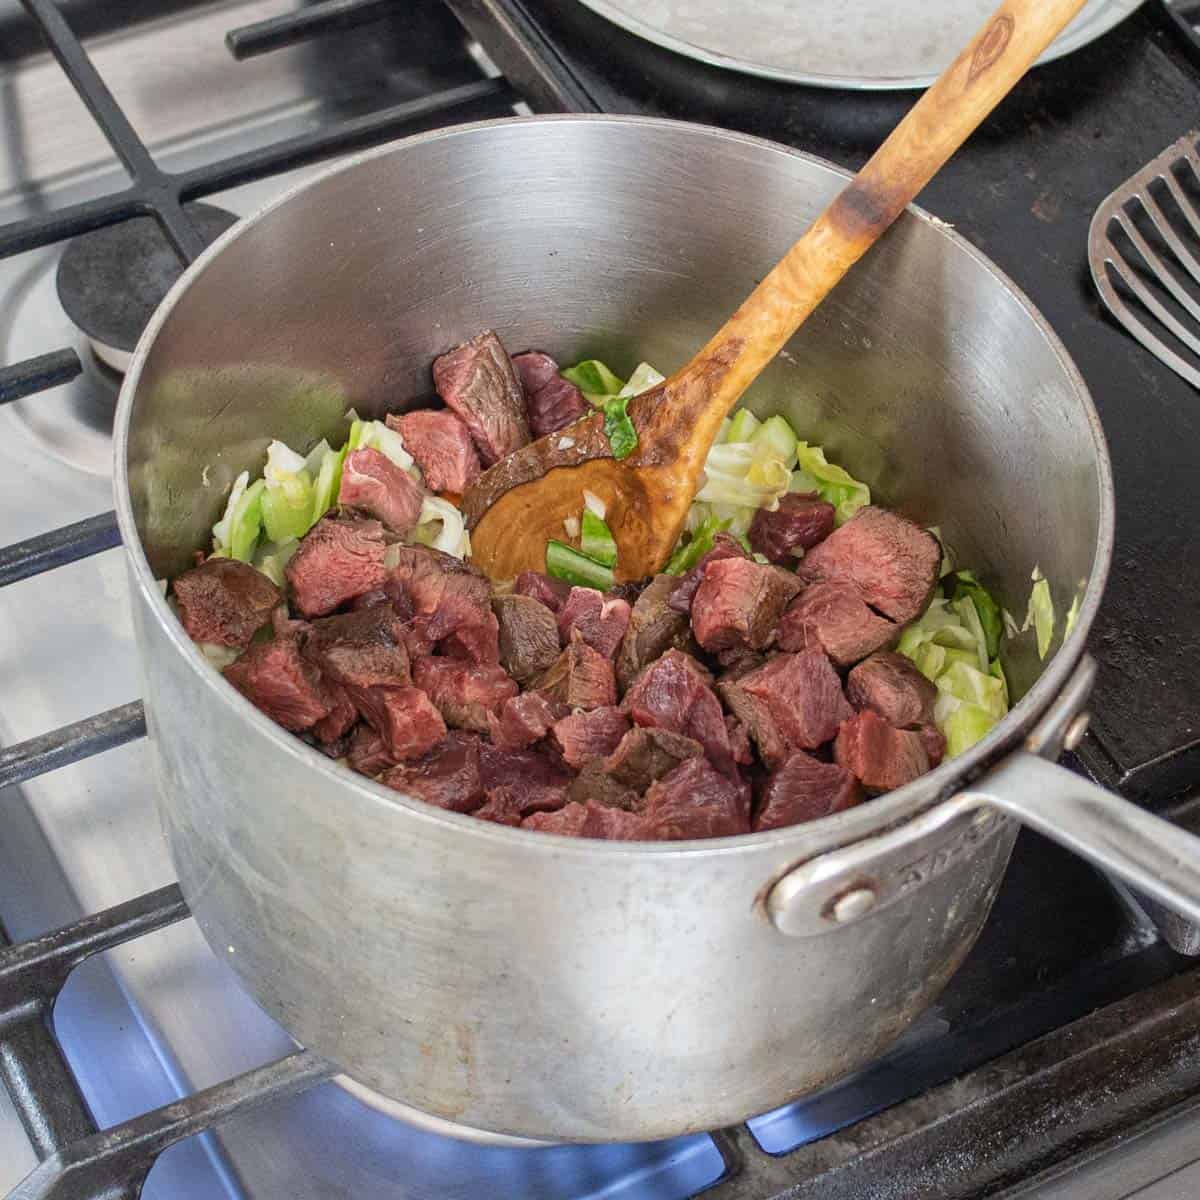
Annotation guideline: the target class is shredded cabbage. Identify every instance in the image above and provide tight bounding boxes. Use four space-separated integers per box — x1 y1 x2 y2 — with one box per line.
561 359 625 400
255 537 300 588
415 495 469 558
261 440 315 543
211 470 250 554
791 442 870 525
618 362 664 397
1023 566 1055 660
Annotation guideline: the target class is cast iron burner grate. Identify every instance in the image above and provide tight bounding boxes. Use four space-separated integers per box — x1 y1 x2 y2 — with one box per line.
3 2 1200 1199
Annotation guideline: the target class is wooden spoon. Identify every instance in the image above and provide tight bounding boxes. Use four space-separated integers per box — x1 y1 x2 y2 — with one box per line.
463 0 1086 583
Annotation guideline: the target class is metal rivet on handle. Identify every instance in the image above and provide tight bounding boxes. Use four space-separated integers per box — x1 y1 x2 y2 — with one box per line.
828 886 878 924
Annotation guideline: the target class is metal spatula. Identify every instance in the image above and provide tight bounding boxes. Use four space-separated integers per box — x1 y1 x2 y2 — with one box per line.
1089 130 1200 387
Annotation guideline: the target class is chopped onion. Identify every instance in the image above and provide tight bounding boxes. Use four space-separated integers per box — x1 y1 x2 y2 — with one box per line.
416 495 468 557
564 515 581 539
582 490 606 520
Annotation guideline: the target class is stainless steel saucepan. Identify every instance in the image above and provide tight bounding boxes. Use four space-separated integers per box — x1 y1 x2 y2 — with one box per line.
113 115 1200 1143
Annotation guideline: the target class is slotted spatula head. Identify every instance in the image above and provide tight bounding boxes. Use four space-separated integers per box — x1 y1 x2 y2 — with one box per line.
1089 131 1200 388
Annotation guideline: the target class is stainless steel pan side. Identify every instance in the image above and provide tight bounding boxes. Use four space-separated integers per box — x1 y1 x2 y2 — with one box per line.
115 116 1137 1141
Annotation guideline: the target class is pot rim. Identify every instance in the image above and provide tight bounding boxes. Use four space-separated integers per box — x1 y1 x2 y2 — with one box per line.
112 113 1115 862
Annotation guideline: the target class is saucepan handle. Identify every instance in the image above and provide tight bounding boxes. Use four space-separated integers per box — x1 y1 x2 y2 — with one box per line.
766 656 1200 936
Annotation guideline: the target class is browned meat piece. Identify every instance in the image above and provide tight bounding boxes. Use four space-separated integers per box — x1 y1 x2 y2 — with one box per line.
302 605 411 688
846 651 937 728
641 758 750 840
725 715 754 765
919 723 947 768
487 692 566 751
533 631 617 711
286 516 388 618
348 588 395 614
523 801 646 840
718 649 853 768
511 350 559 396
615 573 692 693
775 580 897 667
347 723 394 775
668 533 747 615
479 743 572 815
514 570 572 613
604 726 703 792
551 705 630 768
754 751 862 831
748 493 836 564
473 791 523 826
388 409 481 494
621 649 734 776
173 558 279 647
566 761 640 811
378 732 484 812
224 637 331 731
386 545 498 666
690 557 802 652
412 657 518 733
492 593 561 684
528 377 588 438
835 709 931 792
798 506 939 624
346 683 446 761
338 447 424 534
312 684 357 743
432 329 530 465
557 587 632 660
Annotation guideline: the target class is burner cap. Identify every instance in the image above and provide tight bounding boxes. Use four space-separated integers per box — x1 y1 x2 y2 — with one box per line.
56 202 239 370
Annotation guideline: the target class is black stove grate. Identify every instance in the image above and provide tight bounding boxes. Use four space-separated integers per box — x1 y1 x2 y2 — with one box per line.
2 2 1200 1200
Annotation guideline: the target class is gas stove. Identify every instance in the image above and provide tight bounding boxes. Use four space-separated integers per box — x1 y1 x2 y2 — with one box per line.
2 3 1199 1199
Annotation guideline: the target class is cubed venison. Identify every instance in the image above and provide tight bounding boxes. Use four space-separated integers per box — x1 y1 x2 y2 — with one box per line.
388 409 481 494
511 350 559 396
776 580 897 667
557 587 632 660
493 594 561 683
668 534 747 615
286 516 387 618
919 723 947 768
621 649 734 776
432 329 530 465
347 723 394 775
487 692 566 751
641 758 750 840
798 506 939 624
302 604 411 688
173 558 279 647
690 557 802 652
551 705 630 768
835 709 931 792
378 732 484 812
523 801 647 840
566 761 640 811
339 447 425 535
224 637 331 731
725 715 754 765
718 649 853 768
412 657 518 733
527 376 588 438
533 631 617 710
755 751 862 831
313 684 357 743
346 683 446 761
615 573 692 693
473 791 523 826
514 570 571 613
387 545 498 665
479 743 572 814
847 651 937 728
348 588 395 614
749 493 836 564
604 726 703 792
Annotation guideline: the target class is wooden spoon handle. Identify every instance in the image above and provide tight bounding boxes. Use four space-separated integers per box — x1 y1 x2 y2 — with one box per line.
674 0 1088 448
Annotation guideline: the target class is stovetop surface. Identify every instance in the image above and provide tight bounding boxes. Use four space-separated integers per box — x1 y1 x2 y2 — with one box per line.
1 3 1199 1199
